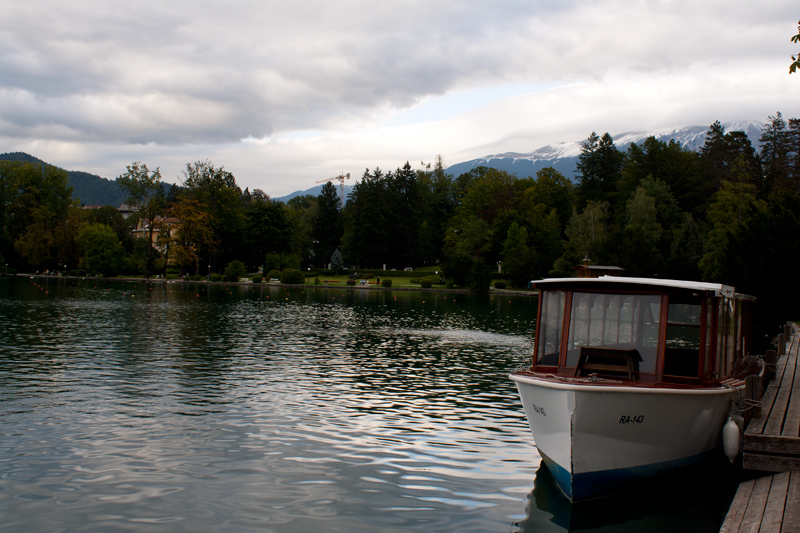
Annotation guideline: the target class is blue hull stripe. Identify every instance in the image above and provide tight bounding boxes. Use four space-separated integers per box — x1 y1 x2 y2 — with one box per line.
539 448 721 501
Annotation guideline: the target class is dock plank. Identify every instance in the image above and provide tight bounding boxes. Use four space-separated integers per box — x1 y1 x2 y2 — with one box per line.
742 452 800 473
782 339 800 438
764 347 797 436
748 348 792 436
738 476 772 532
760 471 789 532
719 479 754 533
784 472 800 532
742 435 800 455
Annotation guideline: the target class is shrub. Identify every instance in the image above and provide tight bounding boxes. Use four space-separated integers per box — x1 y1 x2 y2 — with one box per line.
346 279 356 286
382 279 392 288
209 273 221 282
69 270 87 277
410 278 421 284
224 260 246 282
314 277 320 285
362 273 375 279
494 281 507 289
445 279 454 289
251 274 263 284
420 279 433 288
267 269 282 281
280 268 305 284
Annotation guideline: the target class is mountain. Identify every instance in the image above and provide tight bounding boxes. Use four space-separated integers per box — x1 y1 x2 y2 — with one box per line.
445 121 764 181
0 152 175 207
275 183 355 205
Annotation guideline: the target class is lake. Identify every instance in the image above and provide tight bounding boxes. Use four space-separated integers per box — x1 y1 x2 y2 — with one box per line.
0 277 737 532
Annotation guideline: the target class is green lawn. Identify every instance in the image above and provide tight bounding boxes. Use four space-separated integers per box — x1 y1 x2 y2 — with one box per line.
303 274 442 288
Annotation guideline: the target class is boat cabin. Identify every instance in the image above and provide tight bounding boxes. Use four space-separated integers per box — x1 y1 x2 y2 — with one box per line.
531 277 755 385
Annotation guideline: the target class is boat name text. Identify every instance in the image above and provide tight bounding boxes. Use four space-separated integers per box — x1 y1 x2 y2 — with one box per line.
619 415 645 424
531 403 546 416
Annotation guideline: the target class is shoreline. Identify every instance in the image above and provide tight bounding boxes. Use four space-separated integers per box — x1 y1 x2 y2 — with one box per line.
17 273 538 297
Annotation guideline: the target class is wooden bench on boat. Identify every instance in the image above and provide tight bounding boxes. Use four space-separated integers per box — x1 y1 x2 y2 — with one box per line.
743 328 800 472
720 471 800 532
574 346 641 380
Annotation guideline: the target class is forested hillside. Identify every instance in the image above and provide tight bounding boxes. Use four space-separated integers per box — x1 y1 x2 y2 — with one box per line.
0 152 127 206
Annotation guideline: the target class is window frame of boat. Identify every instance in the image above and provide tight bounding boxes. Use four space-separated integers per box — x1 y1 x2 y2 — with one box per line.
533 289 566 368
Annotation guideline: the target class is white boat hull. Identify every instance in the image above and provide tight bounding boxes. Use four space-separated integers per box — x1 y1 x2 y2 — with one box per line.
511 373 739 500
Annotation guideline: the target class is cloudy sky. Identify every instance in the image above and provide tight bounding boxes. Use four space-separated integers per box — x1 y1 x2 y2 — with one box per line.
2 1 799 196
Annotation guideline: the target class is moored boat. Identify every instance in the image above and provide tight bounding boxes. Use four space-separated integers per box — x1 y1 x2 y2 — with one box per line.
510 276 755 500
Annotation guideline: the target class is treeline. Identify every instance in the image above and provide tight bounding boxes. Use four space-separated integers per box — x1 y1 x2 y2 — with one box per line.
2 113 800 326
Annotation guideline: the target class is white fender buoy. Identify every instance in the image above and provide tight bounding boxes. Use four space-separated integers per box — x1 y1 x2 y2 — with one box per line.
723 417 740 463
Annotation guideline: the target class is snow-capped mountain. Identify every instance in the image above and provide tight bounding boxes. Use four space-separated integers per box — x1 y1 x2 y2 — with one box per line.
445 121 764 181
275 121 764 201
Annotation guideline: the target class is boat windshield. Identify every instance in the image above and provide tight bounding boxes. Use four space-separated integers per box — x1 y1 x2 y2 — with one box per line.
565 292 661 374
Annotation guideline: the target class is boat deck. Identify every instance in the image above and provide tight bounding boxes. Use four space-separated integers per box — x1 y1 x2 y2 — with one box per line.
743 327 800 472
720 471 800 532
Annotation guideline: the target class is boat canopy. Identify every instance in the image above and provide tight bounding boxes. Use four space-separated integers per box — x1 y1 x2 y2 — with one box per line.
531 277 755 384
532 276 744 298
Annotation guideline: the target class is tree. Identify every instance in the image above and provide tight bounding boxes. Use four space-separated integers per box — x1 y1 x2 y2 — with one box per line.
166 198 216 276
329 248 344 272
117 162 164 278
182 160 245 271
14 205 58 269
620 137 704 216
245 198 291 274
418 155 456 265
76 223 123 276
286 195 318 268
3 161 74 270
665 213 704 280
314 182 342 266
700 122 760 194
760 112 794 193
224 260 246 282
342 167 390 267
531 167 574 229
502 222 535 288
791 21 800 74
575 132 623 209
621 187 662 277
700 181 766 281
442 215 491 287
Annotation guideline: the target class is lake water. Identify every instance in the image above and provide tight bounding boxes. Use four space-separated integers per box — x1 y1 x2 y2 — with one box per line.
0 277 738 532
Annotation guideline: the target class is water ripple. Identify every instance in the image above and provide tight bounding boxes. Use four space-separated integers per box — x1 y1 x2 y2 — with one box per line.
0 278 538 532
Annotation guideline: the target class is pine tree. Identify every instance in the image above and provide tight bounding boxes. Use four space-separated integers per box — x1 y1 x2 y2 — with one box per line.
760 112 791 193
313 182 342 267
575 132 622 208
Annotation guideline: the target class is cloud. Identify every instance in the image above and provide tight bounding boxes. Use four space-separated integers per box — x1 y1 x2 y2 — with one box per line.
2 1 795 144
0 1 798 194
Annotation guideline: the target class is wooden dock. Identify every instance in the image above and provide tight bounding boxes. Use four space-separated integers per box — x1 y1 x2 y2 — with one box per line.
743 328 800 472
720 471 800 532
721 325 800 532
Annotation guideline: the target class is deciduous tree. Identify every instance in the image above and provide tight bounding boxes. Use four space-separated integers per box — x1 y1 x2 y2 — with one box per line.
117 162 164 278
76 223 123 276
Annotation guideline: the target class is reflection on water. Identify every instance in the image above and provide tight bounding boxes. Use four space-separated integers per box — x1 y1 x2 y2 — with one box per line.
0 277 737 532
0 277 537 532
520 461 738 532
